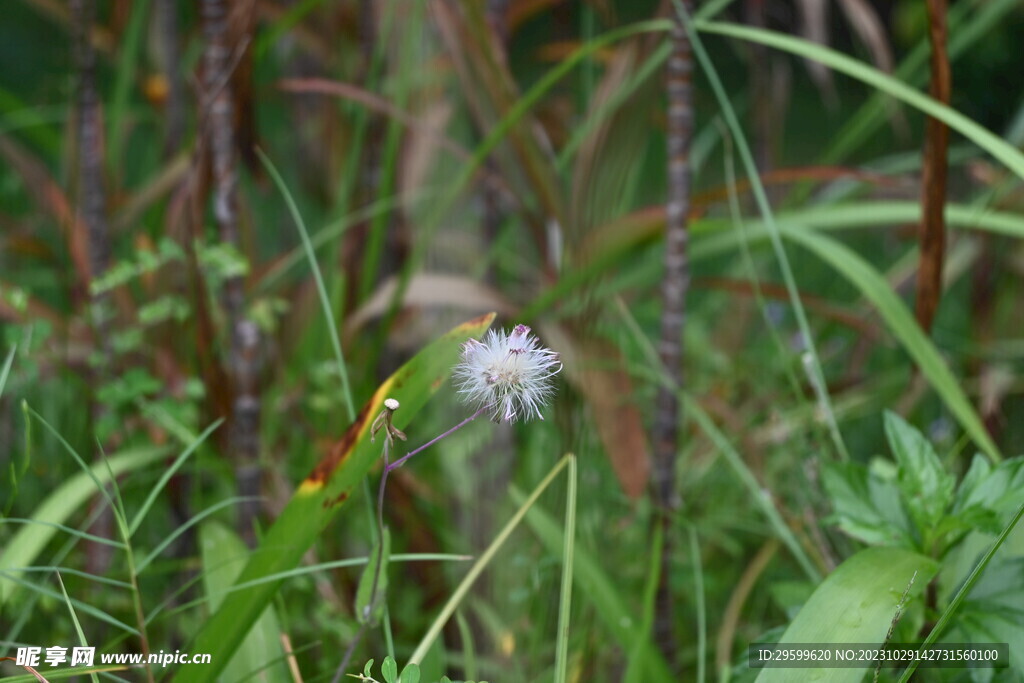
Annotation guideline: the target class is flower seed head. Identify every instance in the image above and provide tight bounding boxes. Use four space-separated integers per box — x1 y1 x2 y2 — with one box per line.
453 324 561 423
384 398 400 411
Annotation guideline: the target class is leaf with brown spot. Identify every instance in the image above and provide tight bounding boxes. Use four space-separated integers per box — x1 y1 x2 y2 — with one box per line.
178 313 495 683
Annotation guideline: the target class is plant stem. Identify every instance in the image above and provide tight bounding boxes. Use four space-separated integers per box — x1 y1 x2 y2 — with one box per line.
335 404 491 680
386 404 490 472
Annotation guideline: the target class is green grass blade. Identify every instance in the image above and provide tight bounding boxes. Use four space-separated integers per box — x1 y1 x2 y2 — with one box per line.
107 0 150 175
515 489 675 681
696 20 1024 182
898 499 1024 682
0 344 15 398
781 228 1002 463
55 572 101 683
677 0 849 461
257 148 357 422
623 522 662 683
8 566 132 589
129 419 222 537
408 453 573 667
690 526 707 683
685 397 822 582
553 454 577 683
0 446 167 605
755 548 937 683
175 314 494 683
135 496 258 574
0 570 140 635
0 519 126 549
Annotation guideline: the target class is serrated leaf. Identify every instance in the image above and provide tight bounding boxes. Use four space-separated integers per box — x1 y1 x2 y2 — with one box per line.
822 461 913 548
381 656 397 683
955 457 1024 528
955 454 993 510
355 527 390 626
399 663 420 683
884 411 955 533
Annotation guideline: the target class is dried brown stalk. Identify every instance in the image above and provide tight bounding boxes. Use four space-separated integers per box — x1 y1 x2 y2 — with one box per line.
915 0 951 333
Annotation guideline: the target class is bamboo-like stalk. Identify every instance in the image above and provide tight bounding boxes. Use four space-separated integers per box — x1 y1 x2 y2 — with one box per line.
201 0 262 545
652 0 694 668
71 0 111 287
156 0 186 157
915 0 951 333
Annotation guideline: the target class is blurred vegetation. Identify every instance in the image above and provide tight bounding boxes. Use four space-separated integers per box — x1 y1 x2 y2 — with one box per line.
1 0 1024 682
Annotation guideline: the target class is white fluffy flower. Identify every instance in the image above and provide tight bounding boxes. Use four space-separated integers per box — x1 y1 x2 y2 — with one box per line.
453 324 561 423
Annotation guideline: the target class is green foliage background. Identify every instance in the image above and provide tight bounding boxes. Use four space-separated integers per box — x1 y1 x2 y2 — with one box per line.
1 0 1023 681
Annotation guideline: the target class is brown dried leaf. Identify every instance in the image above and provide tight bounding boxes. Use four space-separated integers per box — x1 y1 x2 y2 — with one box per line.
547 325 650 499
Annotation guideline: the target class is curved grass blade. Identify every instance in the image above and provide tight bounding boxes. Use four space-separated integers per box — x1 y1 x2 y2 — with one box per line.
515 486 675 681
55 572 101 683
176 313 495 683
128 419 223 538
257 147 356 422
0 570 140 635
781 228 1001 463
755 547 937 683
408 454 574 667
0 446 167 606
696 20 1024 182
135 496 258 573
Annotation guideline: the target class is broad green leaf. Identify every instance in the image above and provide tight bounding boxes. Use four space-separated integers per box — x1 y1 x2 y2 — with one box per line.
884 412 955 535
176 313 495 683
381 656 397 683
199 521 289 683
399 662 420 683
756 547 938 683
355 527 390 626
0 446 168 606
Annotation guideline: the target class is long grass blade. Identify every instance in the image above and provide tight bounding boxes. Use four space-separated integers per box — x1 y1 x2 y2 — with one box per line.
781 227 1001 463
257 147 357 423
407 454 573 667
676 0 850 462
553 454 577 683
696 20 1024 182
128 419 223 537
55 572 102 683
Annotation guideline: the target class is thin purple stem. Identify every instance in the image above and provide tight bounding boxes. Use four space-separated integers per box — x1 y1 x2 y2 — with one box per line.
386 404 491 472
334 404 491 679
